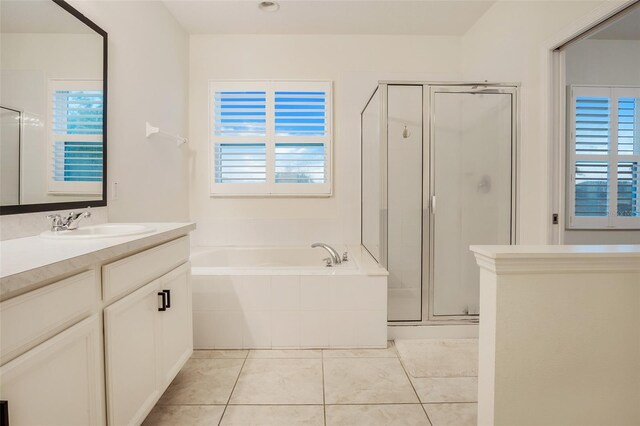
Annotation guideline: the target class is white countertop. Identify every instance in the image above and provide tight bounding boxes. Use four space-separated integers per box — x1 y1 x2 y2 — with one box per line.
470 244 640 258
470 244 640 274
0 222 195 300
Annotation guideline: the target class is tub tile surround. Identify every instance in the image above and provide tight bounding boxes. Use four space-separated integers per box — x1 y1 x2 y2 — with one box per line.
193 273 387 349
147 343 479 426
0 222 196 300
192 245 388 349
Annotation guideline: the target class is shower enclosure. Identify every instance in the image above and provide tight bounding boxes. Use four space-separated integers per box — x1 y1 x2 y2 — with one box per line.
361 83 518 323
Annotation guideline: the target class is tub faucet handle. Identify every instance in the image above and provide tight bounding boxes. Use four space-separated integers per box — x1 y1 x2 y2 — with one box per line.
342 252 349 262
323 257 333 267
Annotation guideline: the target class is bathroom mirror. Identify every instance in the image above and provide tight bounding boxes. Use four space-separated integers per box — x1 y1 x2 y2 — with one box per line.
0 0 107 215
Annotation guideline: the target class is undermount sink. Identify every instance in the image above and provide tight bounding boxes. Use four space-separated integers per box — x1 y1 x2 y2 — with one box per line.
40 224 156 240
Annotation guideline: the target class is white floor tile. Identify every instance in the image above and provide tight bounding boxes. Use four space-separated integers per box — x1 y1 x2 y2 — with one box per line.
324 358 418 404
142 405 225 426
326 404 430 426
220 405 324 426
230 359 323 405
423 403 477 426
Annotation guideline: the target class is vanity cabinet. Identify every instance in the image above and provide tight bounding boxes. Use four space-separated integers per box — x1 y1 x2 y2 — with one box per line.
0 315 105 426
104 262 192 426
0 229 194 426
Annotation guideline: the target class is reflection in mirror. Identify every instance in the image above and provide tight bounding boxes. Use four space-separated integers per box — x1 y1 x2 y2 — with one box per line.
1 107 21 205
0 0 106 211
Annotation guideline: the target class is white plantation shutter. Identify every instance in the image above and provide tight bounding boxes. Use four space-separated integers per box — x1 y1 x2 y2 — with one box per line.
210 81 332 196
568 85 640 229
214 143 267 184
47 79 103 194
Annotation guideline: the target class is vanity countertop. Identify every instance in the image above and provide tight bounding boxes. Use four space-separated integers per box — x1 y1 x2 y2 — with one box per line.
0 222 195 301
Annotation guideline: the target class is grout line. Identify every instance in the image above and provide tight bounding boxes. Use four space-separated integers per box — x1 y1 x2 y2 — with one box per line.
217 350 249 426
321 348 327 426
395 341 434 426
160 402 437 407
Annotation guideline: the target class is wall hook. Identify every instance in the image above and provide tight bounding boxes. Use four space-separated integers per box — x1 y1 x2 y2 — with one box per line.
145 121 188 147
402 124 411 139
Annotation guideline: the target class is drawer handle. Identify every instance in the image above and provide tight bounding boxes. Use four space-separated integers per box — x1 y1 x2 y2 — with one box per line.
163 289 171 309
158 292 167 311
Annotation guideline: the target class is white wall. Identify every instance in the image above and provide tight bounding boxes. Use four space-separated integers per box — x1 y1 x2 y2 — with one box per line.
566 39 640 86
460 0 606 244
68 0 190 223
189 34 461 246
564 38 640 244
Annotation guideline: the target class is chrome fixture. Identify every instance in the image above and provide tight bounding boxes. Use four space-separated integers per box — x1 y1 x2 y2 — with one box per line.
323 257 333 267
342 252 349 262
46 210 91 232
311 242 342 266
258 1 279 12
402 124 410 139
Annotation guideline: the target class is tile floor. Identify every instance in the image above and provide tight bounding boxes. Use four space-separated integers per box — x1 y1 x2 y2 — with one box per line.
144 342 477 426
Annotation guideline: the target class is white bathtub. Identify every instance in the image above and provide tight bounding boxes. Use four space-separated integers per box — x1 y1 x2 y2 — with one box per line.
191 245 388 350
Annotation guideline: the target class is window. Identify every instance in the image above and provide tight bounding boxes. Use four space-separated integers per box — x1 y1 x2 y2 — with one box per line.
210 81 332 196
47 79 103 194
568 85 640 229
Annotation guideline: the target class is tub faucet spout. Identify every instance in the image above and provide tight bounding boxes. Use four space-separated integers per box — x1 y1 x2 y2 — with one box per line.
311 243 342 265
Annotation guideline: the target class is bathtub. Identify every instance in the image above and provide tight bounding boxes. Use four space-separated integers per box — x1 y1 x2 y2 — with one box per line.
191 245 388 350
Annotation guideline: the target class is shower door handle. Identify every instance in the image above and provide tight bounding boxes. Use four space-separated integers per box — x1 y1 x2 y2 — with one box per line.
430 195 436 214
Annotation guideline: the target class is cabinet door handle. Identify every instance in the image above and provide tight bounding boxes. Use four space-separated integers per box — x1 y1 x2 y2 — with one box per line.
163 289 171 309
158 292 166 311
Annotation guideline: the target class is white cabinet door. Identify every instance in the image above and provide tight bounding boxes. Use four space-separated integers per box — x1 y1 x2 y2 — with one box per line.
158 262 193 388
104 280 161 426
0 314 105 426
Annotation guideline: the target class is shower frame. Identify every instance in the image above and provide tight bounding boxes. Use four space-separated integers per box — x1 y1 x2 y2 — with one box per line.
361 81 520 325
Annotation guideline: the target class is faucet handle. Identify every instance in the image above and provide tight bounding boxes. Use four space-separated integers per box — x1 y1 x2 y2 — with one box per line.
323 257 333 267
342 252 349 262
46 214 62 224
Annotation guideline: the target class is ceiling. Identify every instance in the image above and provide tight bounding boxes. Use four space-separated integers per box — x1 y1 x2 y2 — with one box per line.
590 7 640 41
1 0 95 34
163 0 496 35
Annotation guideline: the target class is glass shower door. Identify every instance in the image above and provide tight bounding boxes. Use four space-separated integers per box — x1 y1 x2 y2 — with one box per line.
431 89 513 317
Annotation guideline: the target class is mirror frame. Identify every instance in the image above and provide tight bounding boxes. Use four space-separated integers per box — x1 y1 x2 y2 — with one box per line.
0 0 108 215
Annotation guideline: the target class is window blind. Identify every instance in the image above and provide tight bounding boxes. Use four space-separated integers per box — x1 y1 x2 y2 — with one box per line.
275 91 327 136
48 81 103 194
618 98 637 155
617 161 639 217
574 161 608 217
214 91 266 137
214 143 267 183
575 97 609 155
52 141 102 182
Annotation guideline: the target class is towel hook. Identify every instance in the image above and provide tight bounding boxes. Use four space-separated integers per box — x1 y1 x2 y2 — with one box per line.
145 122 188 147
402 124 411 139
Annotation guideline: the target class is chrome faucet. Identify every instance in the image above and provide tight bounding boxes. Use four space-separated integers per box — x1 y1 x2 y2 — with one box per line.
311 242 342 266
46 210 91 232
